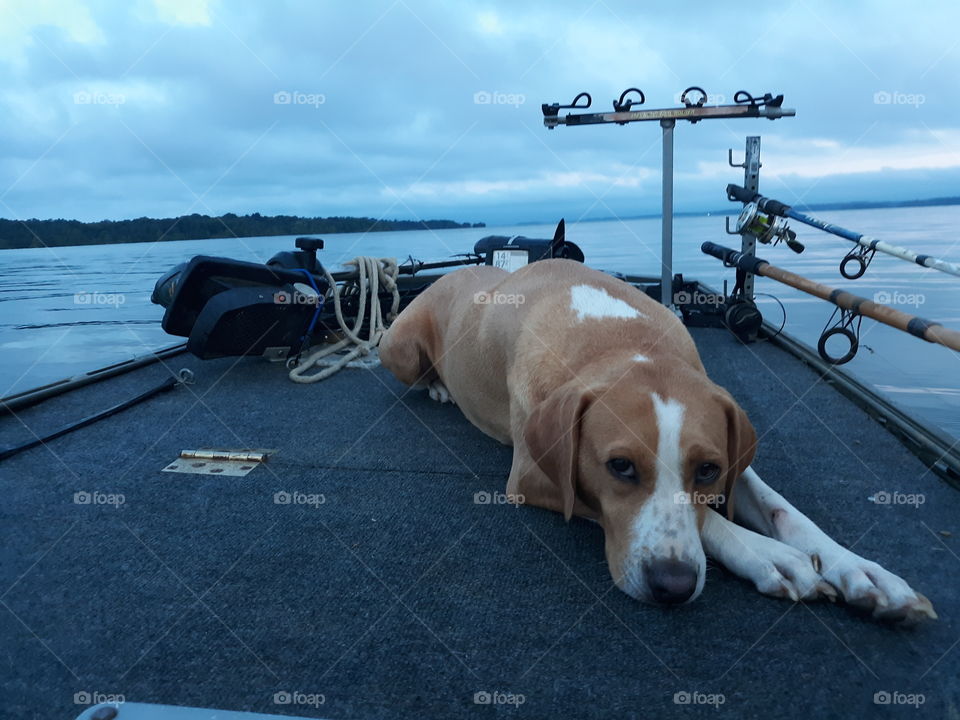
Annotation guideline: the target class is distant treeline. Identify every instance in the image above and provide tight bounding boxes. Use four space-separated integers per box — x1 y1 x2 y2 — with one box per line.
0 213 486 249
797 196 960 212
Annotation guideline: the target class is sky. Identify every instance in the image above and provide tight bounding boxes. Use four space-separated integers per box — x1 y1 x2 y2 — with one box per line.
1 0 959 227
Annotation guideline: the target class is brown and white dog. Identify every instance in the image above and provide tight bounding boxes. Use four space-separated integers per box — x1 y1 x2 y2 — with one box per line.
379 259 936 624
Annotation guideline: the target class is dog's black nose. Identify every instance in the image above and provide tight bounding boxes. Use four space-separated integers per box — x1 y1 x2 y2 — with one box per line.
645 559 699 604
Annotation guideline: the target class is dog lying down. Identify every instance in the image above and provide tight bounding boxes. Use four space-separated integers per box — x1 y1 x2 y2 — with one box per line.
379 259 936 625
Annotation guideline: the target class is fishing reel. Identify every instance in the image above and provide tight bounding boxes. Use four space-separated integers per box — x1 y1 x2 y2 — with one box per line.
734 202 804 253
673 274 763 344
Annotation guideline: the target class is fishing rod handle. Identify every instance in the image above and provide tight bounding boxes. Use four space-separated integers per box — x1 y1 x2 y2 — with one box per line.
726 183 757 204
700 241 767 274
725 184 792 217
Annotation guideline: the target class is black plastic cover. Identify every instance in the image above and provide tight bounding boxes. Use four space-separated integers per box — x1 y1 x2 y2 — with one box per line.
158 255 328 338
186 285 317 359
472 235 585 266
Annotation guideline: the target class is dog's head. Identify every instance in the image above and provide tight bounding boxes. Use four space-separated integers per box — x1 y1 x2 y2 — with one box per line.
523 364 756 605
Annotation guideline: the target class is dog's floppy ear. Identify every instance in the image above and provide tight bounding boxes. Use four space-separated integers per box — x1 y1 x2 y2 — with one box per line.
717 389 757 520
523 383 594 521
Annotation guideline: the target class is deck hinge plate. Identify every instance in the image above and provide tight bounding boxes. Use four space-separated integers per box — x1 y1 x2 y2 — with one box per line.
162 448 276 477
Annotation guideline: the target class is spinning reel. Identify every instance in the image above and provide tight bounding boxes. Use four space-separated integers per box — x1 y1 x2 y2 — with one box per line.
733 201 805 253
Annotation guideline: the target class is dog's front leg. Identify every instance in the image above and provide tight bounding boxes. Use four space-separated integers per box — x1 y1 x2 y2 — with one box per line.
701 509 835 602
732 467 936 624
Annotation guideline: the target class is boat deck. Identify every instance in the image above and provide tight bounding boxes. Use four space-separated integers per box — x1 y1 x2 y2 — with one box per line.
2 326 958 719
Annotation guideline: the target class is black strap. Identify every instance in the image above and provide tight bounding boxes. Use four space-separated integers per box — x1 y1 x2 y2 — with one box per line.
0 375 181 462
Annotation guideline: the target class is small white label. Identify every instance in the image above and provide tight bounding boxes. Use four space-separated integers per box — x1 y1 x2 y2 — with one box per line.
492 249 529 272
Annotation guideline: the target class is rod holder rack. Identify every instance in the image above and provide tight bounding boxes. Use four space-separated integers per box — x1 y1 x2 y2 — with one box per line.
541 88 795 308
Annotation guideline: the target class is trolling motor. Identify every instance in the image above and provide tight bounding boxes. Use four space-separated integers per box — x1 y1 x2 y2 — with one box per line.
473 219 584 270
151 237 335 360
152 223 579 361
152 238 493 360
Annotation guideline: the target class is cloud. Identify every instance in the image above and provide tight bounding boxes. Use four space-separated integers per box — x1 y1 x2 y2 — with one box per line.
0 0 958 226
151 0 213 27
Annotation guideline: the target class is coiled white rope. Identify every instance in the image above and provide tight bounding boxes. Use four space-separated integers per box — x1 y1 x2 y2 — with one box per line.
287 257 400 383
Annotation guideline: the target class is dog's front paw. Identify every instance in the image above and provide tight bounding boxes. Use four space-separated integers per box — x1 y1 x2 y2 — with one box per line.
427 379 456 404
703 513 836 603
818 550 936 625
719 530 836 602
747 540 836 602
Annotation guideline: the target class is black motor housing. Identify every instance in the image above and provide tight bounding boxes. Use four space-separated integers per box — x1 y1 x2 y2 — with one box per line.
473 219 584 269
152 238 330 359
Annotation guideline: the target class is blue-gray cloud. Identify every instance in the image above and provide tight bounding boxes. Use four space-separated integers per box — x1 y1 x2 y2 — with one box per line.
1 0 958 227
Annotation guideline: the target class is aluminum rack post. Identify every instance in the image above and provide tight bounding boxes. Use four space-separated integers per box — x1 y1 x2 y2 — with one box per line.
740 136 761 301
661 118 675 308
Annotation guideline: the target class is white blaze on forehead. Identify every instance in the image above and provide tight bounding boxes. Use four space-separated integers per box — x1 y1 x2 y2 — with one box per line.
570 284 645 322
633 353 650 363
620 392 704 599
651 394 685 483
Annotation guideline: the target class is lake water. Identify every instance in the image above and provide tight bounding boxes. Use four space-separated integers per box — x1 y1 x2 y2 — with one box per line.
2 207 958 440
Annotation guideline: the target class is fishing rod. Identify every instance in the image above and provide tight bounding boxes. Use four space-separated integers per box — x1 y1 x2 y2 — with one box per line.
701 241 960 364
726 184 960 279
0 369 193 462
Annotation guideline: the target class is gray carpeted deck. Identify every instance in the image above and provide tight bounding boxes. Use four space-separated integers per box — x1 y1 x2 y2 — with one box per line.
2 327 958 719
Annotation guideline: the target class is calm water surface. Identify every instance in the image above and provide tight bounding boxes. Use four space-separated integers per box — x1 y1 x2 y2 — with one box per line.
2 207 958 439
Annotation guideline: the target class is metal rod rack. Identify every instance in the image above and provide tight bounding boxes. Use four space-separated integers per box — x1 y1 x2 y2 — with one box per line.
542 88 795 307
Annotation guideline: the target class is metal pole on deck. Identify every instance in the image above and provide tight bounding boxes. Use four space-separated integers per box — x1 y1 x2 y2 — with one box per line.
540 89 795 307
660 118 675 308
740 136 761 300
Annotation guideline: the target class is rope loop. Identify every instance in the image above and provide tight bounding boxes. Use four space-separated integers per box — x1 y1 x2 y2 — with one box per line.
288 257 400 383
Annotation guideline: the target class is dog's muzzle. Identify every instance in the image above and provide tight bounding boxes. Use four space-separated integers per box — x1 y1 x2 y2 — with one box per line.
643 558 700 604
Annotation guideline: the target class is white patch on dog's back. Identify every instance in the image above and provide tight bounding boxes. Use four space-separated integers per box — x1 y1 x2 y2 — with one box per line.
633 353 650 363
570 284 644 322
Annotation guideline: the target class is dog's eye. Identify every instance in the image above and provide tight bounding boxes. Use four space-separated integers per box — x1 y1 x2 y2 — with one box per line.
694 462 721 486
606 457 637 482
